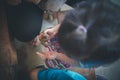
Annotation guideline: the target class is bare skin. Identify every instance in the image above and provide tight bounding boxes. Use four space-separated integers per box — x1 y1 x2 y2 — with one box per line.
30 51 96 80
28 24 60 46
43 24 60 38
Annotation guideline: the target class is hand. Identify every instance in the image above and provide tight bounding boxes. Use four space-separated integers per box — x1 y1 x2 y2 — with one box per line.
39 24 60 40
27 24 60 46
36 51 58 60
43 27 56 38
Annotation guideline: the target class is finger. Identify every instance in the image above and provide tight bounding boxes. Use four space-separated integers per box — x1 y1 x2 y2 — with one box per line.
36 52 43 56
49 52 55 55
47 31 53 36
39 32 45 39
36 52 46 59
44 29 51 34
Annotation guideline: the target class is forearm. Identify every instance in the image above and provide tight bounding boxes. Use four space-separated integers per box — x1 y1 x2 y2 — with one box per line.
52 24 61 34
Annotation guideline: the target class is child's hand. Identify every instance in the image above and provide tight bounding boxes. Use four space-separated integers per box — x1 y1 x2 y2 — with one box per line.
43 27 56 38
36 51 57 60
39 24 60 46
39 24 60 40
